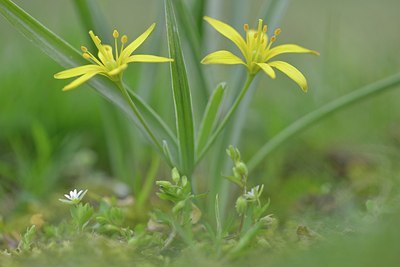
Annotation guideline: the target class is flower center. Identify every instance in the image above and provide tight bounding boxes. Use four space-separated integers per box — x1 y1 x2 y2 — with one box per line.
81 30 130 80
243 19 282 73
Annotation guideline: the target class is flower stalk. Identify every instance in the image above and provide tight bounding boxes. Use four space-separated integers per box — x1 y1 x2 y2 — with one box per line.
115 80 163 153
196 74 255 162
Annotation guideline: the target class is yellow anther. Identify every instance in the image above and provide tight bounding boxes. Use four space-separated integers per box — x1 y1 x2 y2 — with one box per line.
83 53 91 59
113 30 119 39
270 36 276 43
244 24 249 32
254 33 258 39
274 28 282 36
257 19 263 32
80 46 88 53
121 35 128 44
263 25 268 33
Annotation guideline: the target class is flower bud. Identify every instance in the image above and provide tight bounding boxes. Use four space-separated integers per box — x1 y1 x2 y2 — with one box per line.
235 162 248 177
181 176 188 187
156 181 172 188
172 200 186 213
172 168 180 184
235 196 247 215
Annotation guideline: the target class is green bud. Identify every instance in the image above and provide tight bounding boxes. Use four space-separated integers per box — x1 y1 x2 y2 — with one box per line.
156 181 172 188
172 200 186 213
226 145 235 159
181 176 188 187
235 196 247 215
176 188 182 196
172 168 180 184
235 162 248 177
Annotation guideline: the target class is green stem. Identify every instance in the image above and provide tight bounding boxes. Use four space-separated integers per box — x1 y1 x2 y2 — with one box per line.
247 72 400 171
116 81 163 154
135 155 160 211
196 74 255 164
237 177 247 236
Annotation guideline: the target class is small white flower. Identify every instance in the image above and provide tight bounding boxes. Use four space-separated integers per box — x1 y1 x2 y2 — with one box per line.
59 189 88 205
244 185 264 201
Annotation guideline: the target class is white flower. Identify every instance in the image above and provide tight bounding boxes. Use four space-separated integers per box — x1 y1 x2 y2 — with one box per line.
59 189 88 205
244 185 264 201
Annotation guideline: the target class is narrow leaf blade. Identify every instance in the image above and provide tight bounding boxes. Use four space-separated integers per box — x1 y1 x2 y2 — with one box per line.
165 0 195 175
196 82 226 155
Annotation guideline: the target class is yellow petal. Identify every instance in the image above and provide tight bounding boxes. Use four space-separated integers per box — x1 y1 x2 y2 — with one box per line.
201 50 245 65
269 61 308 92
265 44 319 61
203 16 247 58
255 63 276 79
119 23 156 61
62 70 102 91
126 55 174 63
54 65 104 79
107 64 128 76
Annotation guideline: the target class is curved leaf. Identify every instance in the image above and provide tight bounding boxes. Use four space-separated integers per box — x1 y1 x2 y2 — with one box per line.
0 0 178 157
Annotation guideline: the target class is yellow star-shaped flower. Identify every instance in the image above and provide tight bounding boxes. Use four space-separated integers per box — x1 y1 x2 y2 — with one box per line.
201 17 319 92
54 24 173 91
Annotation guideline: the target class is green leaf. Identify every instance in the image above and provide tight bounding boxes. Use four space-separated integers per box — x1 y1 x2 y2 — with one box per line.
222 175 244 188
165 0 195 175
72 0 110 42
229 221 263 258
174 0 209 110
247 72 400 171
196 83 226 155
0 0 177 158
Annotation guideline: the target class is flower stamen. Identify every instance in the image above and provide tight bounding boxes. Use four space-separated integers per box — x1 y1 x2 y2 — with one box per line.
113 29 120 59
83 50 104 66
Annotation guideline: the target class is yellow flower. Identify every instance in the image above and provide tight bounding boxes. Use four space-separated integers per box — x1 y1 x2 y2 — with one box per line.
201 17 319 92
54 24 173 91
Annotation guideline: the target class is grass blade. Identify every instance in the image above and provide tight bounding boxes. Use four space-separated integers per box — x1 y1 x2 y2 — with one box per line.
174 0 210 107
0 0 178 158
165 0 195 175
196 83 226 155
247 73 400 171
72 0 110 40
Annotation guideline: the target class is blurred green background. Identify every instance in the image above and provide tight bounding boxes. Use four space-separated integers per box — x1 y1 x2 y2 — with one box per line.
1 0 400 223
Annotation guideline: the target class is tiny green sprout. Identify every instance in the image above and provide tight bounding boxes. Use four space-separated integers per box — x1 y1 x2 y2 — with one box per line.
17 225 36 252
70 203 94 231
